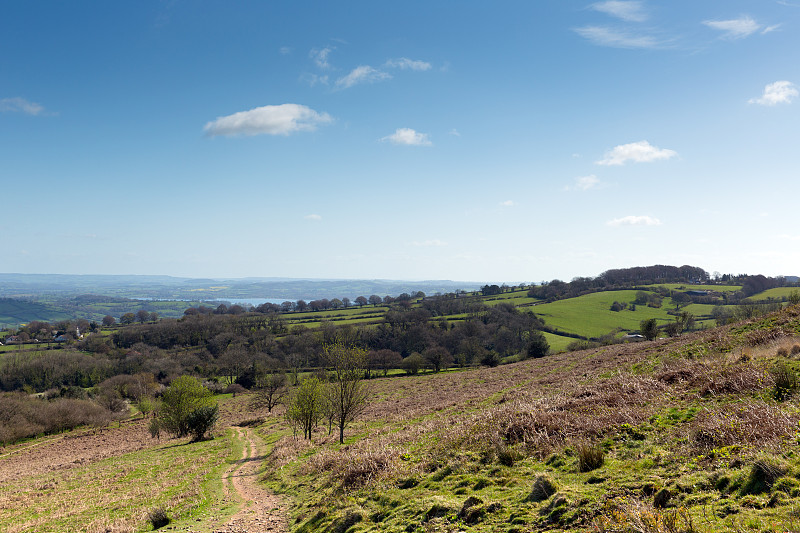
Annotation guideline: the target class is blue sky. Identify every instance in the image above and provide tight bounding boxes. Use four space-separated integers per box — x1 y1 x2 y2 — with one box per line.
2 1 799 283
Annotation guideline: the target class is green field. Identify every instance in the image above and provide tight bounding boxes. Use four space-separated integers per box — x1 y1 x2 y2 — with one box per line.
531 290 678 338
639 283 742 292
750 287 799 300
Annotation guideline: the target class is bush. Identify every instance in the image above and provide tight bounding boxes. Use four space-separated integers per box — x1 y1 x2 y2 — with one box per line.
527 475 558 502
185 404 218 441
771 363 797 401
577 441 605 472
157 376 216 439
147 507 170 529
526 331 550 358
402 353 424 375
741 458 788 495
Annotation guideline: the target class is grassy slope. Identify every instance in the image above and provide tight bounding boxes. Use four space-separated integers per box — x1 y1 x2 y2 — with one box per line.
751 287 799 300
262 306 800 532
530 290 682 338
0 394 269 532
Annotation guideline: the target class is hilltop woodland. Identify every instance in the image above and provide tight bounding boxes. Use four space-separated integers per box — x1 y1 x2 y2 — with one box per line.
2 265 800 531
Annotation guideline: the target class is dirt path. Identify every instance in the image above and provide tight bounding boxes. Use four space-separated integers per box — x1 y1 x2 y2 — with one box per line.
209 427 288 533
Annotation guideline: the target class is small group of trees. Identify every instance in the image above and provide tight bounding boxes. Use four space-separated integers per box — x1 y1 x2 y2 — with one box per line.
285 343 369 444
120 310 159 325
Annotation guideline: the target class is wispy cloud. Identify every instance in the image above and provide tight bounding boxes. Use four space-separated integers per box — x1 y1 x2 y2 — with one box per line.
607 215 662 227
703 16 762 39
304 214 322 221
449 128 461 137
384 57 432 71
500 200 515 207
203 104 332 137
410 239 447 247
749 81 798 106
335 65 391 89
591 1 647 22
302 73 329 87
0 97 45 115
565 175 602 191
310 47 333 68
381 128 432 146
279 46 292 55
596 140 677 166
574 26 660 48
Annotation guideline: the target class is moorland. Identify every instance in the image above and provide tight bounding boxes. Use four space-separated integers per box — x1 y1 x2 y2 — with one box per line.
1 264 800 532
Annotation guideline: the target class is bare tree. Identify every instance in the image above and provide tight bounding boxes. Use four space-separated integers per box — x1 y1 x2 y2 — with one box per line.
322 343 370 444
249 372 287 413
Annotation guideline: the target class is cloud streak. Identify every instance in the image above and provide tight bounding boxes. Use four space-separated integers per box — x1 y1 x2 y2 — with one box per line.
566 175 602 191
335 65 391 89
574 26 659 48
0 97 45 115
749 81 798 106
203 104 332 137
384 57 432 71
703 16 762 39
607 215 662 227
381 128 432 146
591 1 647 22
596 140 677 166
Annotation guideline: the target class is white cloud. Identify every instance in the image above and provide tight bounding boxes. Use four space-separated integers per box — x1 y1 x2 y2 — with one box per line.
279 46 291 55
749 81 798 106
0 97 45 115
384 58 432 71
203 104 332 137
500 200 515 207
302 73 329 87
591 1 647 22
703 16 762 39
574 26 659 48
566 175 602 191
381 128 432 146
410 239 447 247
335 65 391 89
304 214 322 221
310 47 333 68
449 128 461 136
596 140 677 166
762 24 782 34
607 215 662 227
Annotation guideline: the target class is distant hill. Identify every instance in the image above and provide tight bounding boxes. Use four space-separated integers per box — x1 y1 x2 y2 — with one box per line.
0 274 480 301
0 298 70 329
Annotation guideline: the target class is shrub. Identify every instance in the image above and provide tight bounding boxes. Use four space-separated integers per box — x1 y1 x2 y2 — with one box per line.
402 352 424 375
527 475 558 502
577 441 605 472
741 458 788 495
157 376 216 439
526 331 550 358
185 404 218 441
771 363 797 401
147 507 170 529
791 344 800 356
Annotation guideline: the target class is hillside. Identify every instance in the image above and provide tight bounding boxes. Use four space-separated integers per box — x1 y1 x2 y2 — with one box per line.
2 306 800 531
258 307 800 532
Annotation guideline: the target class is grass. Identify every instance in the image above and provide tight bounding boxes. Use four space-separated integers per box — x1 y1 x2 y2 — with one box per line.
257 306 800 532
0 433 230 532
750 287 799 301
531 290 675 338
541 331 575 353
